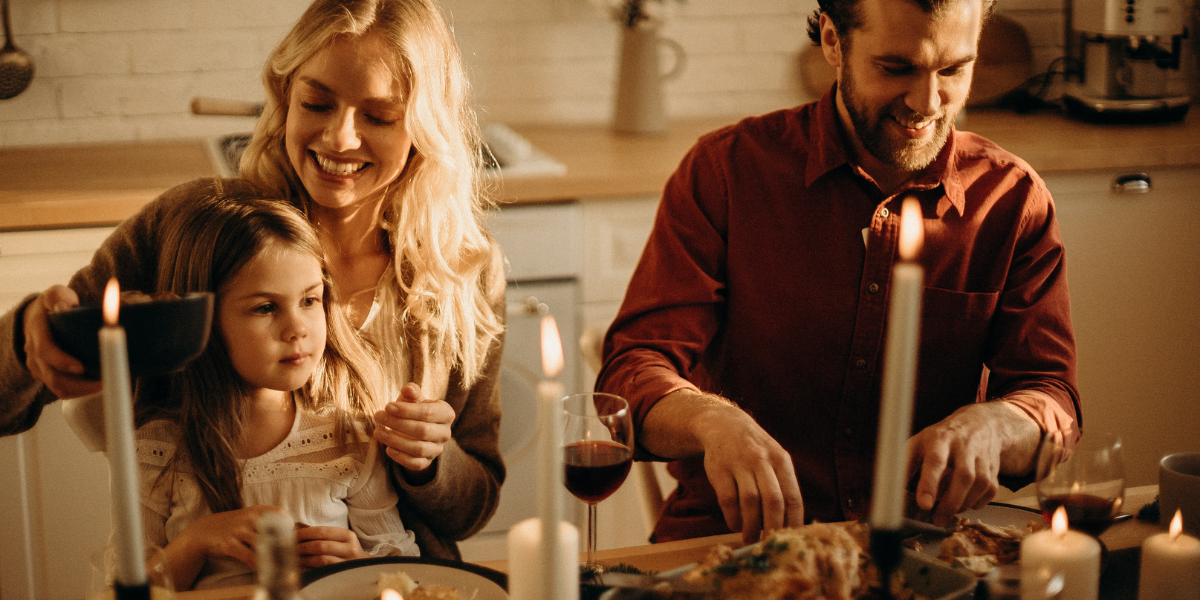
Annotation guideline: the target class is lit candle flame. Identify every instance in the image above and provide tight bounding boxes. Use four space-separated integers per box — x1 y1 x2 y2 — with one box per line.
1170 509 1184 540
1052 505 1068 536
897 197 924 262
540 315 563 378
102 278 121 327
380 589 403 600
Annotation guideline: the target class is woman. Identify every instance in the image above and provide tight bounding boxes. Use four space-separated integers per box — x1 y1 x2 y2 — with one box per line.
0 0 505 560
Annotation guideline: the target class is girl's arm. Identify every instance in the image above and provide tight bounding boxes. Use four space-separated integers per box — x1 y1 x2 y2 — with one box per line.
163 505 288 590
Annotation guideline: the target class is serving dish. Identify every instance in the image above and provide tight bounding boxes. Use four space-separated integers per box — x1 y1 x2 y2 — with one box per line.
48 292 213 378
301 556 508 600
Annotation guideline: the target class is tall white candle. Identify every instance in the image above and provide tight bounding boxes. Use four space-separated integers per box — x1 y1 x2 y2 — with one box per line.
871 197 923 530
101 279 146 587
1139 510 1200 600
1021 507 1100 600
507 518 579 600
535 315 569 600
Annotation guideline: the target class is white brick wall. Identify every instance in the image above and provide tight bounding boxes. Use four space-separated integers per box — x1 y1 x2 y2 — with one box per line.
0 0 1193 148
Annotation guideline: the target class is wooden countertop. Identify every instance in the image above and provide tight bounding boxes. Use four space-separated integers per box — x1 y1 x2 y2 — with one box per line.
4 108 1200 231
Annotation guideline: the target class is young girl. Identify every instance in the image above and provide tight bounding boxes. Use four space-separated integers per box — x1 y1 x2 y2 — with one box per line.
123 186 417 591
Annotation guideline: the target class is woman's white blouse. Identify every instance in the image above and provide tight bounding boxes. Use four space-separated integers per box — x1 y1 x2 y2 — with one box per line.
132 409 417 589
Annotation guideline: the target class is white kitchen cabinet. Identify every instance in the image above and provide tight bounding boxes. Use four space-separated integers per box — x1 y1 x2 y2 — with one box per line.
0 226 115 600
1045 166 1200 489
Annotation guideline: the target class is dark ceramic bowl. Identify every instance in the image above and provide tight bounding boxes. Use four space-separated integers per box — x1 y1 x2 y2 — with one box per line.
48 292 214 379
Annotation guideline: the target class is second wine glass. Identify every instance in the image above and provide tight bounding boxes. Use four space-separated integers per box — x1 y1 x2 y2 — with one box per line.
562 392 634 570
1036 426 1125 537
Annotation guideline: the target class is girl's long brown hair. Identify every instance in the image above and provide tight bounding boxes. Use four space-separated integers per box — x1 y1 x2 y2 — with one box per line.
146 179 384 513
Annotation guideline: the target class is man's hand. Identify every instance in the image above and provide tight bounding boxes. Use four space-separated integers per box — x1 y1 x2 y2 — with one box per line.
644 390 804 544
23 285 101 399
373 383 455 482
295 524 371 568
906 401 1041 526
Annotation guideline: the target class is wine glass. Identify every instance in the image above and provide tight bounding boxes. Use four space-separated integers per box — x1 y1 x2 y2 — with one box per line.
1035 426 1125 537
562 392 634 571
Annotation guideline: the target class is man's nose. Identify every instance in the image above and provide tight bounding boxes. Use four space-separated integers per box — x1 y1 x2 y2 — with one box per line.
906 74 943 118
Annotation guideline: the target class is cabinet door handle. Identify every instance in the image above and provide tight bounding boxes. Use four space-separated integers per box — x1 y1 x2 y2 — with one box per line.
507 295 549 316
1112 173 1152 194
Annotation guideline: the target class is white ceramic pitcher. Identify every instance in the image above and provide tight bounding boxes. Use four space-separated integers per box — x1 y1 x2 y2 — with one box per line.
613 26 686 134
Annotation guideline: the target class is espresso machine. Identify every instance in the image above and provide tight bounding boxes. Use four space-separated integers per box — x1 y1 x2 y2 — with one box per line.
1064 0 1192 122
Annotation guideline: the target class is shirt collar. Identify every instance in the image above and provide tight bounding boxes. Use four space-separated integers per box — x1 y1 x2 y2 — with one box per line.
804 84 967 218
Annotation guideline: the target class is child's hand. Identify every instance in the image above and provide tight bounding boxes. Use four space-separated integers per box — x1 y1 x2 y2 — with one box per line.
165 505 288 590
373 382 455 481
294 525 371 568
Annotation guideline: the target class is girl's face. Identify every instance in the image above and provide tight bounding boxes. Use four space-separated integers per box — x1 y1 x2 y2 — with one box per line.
218 244 328 394
285 32 413 214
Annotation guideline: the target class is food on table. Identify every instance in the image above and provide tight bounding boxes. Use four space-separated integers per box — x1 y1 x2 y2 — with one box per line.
375 570 463 600
680 522 924 600
931 517 1045 576
119 290 181 304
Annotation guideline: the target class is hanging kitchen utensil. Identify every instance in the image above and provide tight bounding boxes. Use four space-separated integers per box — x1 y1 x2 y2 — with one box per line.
0 0 34 99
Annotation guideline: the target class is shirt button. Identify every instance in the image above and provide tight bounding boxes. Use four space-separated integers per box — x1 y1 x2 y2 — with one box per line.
868 283 880 294
855 359 867 370
843 428 854 438
847 498 856 510
880 207 890 218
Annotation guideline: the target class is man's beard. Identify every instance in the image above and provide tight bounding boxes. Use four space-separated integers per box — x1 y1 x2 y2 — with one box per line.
841 67 955 173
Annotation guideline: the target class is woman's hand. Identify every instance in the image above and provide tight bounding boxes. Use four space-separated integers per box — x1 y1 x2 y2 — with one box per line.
373 383 455 482
295 525 371 568
22 285 100 399
165 505 288 590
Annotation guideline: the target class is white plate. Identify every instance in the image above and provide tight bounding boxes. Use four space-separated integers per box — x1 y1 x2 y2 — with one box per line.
301 557 508 600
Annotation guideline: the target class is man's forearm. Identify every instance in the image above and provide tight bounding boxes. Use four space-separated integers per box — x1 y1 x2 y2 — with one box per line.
640 388 743 460
992 394 1050 477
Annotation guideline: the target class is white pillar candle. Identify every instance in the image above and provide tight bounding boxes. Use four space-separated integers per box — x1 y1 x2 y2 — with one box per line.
100 279 146 587
1139 510 1200 600
871 197 923 530
535 316 569 600
1021 507 1099 600
507 518 579 600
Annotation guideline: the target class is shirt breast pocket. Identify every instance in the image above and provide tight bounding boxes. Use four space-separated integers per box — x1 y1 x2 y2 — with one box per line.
916 287 1001 407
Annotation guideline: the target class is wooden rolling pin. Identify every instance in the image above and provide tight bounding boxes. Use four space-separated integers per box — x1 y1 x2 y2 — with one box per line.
190 96 263 117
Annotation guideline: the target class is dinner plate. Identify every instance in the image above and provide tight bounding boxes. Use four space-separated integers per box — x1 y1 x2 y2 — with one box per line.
301 556 508 600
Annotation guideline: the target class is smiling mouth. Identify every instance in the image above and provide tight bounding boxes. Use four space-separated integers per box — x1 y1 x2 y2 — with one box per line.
311 151 368 176
895 113 937 130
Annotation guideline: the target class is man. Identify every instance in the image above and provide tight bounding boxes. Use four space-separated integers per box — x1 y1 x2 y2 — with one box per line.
596 0 1080 545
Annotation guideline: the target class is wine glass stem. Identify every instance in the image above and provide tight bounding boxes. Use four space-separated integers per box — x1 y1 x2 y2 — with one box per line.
587 503 598 566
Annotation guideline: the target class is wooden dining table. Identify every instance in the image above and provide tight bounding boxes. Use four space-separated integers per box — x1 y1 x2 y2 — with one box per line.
166 485 1163 600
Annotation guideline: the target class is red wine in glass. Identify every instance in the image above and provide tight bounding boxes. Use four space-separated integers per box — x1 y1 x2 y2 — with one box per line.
1040 494 1120 537
564 440 633 504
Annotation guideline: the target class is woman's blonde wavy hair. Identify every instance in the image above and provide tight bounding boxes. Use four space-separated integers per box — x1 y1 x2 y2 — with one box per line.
240 0 502 385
